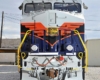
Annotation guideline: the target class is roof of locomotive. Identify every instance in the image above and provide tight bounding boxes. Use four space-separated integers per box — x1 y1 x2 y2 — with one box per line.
18 0 87 10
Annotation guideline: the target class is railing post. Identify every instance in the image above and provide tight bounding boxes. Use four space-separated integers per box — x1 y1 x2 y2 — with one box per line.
71 30 73 44
58 30 61 53
31 31 34 44
43 30 46 52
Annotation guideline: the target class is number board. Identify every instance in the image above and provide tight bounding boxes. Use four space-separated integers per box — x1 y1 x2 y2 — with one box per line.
47 27 58 36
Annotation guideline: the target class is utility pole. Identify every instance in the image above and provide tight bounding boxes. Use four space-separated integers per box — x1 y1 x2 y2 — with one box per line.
0 11 4 48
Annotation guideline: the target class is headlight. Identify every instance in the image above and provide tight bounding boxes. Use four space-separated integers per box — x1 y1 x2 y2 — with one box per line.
31 45 38 51
66 45 73 51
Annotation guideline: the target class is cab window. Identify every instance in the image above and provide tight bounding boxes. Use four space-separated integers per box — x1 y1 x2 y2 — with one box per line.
54 3 81 13
25 3 52 13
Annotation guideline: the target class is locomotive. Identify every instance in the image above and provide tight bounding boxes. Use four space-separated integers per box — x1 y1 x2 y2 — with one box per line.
17 0 88 80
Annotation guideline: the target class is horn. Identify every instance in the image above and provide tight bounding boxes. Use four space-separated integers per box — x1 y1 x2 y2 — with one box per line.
19 3 23 10
83 3 88 9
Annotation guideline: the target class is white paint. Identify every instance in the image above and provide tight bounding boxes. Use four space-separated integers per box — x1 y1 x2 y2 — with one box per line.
29 52 58 55
66 52 76 55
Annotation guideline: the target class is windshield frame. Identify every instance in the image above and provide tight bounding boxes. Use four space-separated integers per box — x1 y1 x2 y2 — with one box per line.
24 2 52 13
54 2 81 13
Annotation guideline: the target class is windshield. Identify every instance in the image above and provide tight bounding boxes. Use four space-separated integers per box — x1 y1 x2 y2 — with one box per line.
54 3 81 13
25 3 52 13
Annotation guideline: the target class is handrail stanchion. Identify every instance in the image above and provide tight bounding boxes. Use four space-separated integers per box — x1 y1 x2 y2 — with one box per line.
31 31 34 44
71 30 73 44
58 30 61 54
43 30 46 52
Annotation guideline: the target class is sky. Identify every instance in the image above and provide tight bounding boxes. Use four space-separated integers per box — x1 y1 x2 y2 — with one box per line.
0 0 100 40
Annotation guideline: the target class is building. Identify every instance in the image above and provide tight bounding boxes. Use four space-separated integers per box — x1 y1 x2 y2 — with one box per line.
86 39 100 66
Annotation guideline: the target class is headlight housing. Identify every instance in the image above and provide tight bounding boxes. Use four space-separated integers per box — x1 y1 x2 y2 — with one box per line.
31 45 38 51
66 45 73 51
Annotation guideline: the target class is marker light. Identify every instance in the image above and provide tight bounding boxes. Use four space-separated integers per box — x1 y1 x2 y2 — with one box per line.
31 45 38 51
66 45 73 51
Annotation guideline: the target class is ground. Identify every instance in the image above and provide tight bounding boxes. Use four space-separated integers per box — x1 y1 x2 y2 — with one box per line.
0 65 99 80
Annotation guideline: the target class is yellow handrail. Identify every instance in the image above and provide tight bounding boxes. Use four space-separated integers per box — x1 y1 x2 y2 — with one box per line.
17 30 32 70
74 30 88 72
78 52 83 59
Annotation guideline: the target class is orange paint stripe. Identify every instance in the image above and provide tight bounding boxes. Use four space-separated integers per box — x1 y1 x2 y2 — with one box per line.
21 22 84 36
21 22 46 30
21 22 84 29
21 32 84 47
21 32 52 46
61 32 84 40
52 32 84 46
60 23 84 31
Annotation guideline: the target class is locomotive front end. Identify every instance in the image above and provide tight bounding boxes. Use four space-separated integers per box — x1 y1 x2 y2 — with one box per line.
18 0 87 80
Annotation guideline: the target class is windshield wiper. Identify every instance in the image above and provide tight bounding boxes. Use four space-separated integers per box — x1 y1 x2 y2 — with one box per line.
72 0 79 12
32 1 35 11
42 0 46 10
